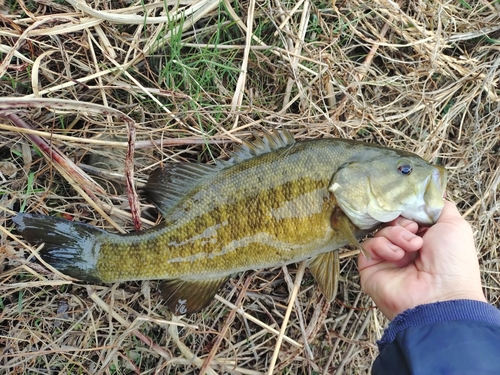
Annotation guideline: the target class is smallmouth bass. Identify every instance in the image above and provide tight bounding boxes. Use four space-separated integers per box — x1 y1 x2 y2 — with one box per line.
13 131 447 314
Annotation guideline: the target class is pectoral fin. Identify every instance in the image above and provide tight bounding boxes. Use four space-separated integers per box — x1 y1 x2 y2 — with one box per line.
331 207 372 261
159 277 228 315
308 251 340 302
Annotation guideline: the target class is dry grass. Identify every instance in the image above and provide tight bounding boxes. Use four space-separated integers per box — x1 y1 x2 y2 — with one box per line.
1 0 500 373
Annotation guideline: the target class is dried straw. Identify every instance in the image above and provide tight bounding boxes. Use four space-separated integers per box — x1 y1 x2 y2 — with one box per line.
1 0 499 373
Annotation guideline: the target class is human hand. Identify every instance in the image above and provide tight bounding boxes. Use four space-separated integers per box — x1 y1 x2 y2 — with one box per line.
359 200 486 320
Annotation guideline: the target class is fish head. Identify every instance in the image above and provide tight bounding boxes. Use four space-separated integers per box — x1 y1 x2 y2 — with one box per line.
328 151 447 230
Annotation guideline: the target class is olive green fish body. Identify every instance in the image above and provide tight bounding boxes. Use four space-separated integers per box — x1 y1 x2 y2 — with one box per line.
13 133 447 314
95 138 398 282
95 140 357 281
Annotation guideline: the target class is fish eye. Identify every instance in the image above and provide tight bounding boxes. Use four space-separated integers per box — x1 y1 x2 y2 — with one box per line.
397 164 413 175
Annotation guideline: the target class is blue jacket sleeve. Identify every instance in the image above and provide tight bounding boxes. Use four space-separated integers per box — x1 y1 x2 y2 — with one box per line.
373 300 500 375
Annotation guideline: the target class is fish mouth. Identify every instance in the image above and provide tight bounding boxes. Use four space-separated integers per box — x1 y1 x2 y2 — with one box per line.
432 165 448 194
401 165 447 225
429 165 447 219
424 205 442 223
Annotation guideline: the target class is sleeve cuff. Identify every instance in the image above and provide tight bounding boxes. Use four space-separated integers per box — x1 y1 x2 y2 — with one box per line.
378 300 500 349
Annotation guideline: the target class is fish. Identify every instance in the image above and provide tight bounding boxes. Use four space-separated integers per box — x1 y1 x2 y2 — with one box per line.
13 130 447 314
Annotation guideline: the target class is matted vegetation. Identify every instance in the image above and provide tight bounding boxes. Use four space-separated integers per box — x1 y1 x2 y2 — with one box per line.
1 0 499 373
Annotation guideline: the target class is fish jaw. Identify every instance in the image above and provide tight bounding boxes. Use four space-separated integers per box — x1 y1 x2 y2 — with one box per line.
400 165 447 224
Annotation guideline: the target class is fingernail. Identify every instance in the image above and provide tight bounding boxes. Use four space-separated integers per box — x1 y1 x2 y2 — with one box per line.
395 217 406 226
402 231 417 241
396 217 414 228
389 244 402 252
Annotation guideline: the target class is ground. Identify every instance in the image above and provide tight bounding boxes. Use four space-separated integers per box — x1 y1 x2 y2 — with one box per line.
1 0 500 374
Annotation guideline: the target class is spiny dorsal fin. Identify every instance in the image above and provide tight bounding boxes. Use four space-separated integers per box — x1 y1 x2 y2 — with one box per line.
144 163 221 218
308 250 340 302
219 129 296 166
145 130 295 216
159 277 229 314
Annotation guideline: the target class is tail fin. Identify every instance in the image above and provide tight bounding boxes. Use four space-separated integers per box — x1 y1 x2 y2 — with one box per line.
13 213 105 282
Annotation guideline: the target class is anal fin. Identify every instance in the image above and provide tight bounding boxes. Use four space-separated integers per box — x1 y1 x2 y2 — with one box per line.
308 251 340 302
159 277 229 315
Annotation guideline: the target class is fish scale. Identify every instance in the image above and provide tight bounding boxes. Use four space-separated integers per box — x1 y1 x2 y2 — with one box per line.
13 131 447 314
97 177 335 281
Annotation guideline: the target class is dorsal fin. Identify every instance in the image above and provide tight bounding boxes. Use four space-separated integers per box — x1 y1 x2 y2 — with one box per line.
219 129 296 166
144 130 296 217
144 163 221 217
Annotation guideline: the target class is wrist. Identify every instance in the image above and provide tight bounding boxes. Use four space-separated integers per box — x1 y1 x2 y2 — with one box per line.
431 290 487 304
378 284 486 320
429 280 486 305
378 300 500 350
